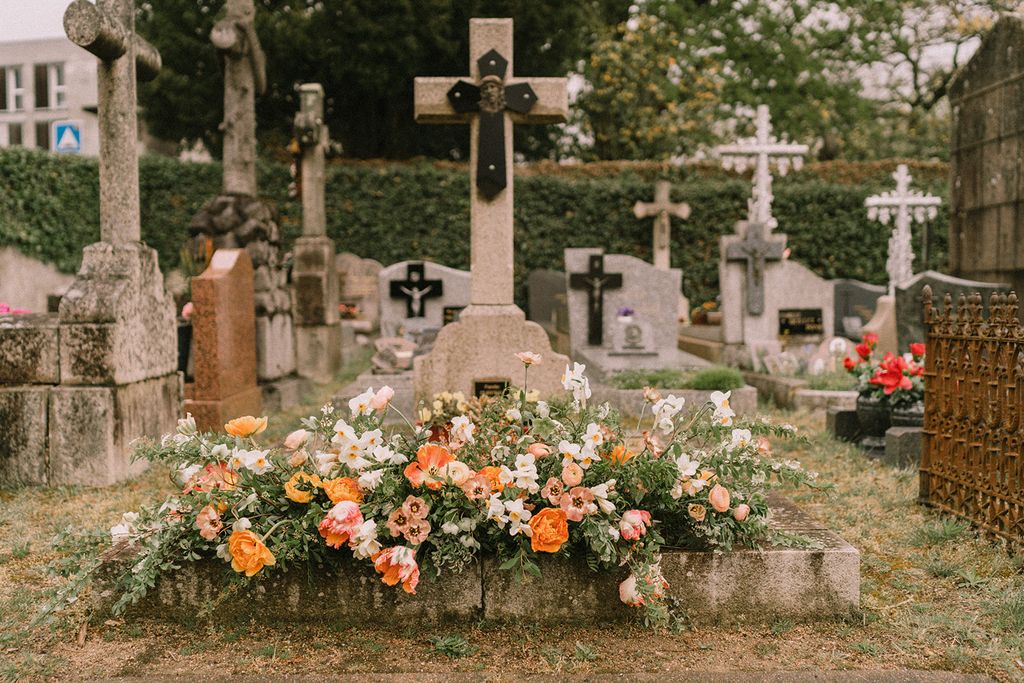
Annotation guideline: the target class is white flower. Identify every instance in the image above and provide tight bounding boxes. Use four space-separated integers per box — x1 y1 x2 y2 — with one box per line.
498 465 515 486
232 517 252 532
177 463 201 485
714 409 735 427
314 450 339 475
457 517 478 533
597 403 611 419
676 453 700 478
653 395 686 433
583 423 604 448
487 494 508 527
231 448 273 474
728 429 753 451
332 419 356 442
577 445 601 470
348 388 375 416
460 535 481 550
176 413 197 436
350 520 382 560
210 443 230 460
709 391 731 412
514 453 536 471
505 407 522 422
358 468 384 491
340 450 371 471
591 480 616 514
558 440 581 466
608 525 621 541
451 415 476 444
110 511 138 544
504 499 533 536
561 362 592 404
442 522 461 535
371 444 407 465
321 403 334 415
536 401 551 419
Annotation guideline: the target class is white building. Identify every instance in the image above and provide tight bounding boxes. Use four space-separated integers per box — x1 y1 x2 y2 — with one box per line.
0 37 99 155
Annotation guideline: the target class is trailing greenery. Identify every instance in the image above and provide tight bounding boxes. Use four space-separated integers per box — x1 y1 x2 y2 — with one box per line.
0 149 948 307
607 366 745 392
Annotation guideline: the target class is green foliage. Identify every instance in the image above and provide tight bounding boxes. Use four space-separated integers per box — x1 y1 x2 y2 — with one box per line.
0 149 949 308
805 372 856 392
607 366 743 391
910 517 973 547
684 367 746 392
430 633 475 659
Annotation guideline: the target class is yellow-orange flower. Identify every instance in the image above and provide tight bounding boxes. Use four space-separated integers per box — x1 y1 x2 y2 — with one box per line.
529 507 569 553
284 471 322 504
322 476 363 504
225 415 268 438
227 529 276 576
477 466 506 493
607 444 636 465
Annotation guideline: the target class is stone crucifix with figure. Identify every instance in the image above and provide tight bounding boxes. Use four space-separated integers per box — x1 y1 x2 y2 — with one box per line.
865 164 941 296
634 181 690 270
412 18 571 399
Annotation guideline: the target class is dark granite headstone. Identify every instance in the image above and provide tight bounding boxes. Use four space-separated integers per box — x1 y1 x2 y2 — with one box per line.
895 270 1010 347
833 279 885 340
527 269 567 335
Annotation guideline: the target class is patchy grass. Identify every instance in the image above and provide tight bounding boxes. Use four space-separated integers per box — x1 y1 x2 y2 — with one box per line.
0 395 1022 680
607 366 745 391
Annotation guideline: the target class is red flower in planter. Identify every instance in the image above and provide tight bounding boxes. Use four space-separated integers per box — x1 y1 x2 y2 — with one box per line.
870 353 913 395
856 343 872 360
863 332 879 348
843 357 857 371
909 343 925 360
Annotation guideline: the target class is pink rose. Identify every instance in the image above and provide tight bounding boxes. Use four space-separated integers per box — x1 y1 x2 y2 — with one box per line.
619 509 652 541
284 429 309 450
733 504 750 522
195 505 223 541
370 386 395 411
561 462 584 487
527 442 553 459
708 484 731 513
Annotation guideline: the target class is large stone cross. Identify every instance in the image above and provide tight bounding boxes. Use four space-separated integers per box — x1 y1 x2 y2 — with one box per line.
865 164 941 295
64 0 161 244
725 222 785 316
294 83 328 236
569 254 622 346
414 18 567 307
717 105 807 231
212 0 267 197
633 180 690 270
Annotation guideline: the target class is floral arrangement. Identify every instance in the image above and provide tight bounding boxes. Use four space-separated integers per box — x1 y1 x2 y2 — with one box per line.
843 333 925 408
49 355 821 627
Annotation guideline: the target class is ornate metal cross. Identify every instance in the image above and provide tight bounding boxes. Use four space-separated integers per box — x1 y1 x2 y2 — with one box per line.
389 263 443 318
725 222 786 316
716 105 807 231
633 180 691 270
865 164 941 295
63 0 161 244
569 254 622 346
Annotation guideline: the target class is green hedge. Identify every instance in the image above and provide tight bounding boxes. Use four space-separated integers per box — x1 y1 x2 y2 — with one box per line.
0 148 948 307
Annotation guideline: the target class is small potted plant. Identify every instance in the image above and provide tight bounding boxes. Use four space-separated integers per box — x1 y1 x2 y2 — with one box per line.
873 343 925 427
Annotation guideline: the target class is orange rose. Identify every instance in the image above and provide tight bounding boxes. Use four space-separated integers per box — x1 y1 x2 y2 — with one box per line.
227 529 276 576
225 415 268 438
529 507 569 553
322 476 363 504
477 466 506 493
284 471 322 504
607 444 635 465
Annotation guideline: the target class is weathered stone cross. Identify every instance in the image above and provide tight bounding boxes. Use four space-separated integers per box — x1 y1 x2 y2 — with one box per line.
725 221 785 316
212 0 267 197
865 164 941 295
64 0 161 244
414 18 567 307
569 254 622 346
717 105 807 231
633 180 691 270
294 83 328 236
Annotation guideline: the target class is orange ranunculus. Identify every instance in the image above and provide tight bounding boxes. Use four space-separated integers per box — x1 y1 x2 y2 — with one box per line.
228 529 276 576
607 444 635 465
529 507 569 553
404 444 454 490
284 471 322 504
225 415 268 438
322 476 363 504
477 465 506 493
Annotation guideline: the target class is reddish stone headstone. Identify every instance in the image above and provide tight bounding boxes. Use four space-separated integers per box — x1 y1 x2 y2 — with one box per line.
184 249 262 431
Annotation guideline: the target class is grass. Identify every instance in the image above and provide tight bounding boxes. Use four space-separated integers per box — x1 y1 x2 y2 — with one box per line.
804 371 857 391
1 375 1023 680
608 366 745 391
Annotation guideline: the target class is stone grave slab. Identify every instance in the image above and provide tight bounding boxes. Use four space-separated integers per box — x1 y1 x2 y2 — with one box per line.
379 260 470 336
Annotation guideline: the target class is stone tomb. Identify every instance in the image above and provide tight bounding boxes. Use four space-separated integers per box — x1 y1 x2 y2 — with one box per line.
565 248 707 378
378 260 471 337
183 250 262 432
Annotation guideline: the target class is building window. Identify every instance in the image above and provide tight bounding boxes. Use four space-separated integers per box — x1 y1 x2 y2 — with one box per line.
33 63 65 110
0 66 25 111
36 120 50 150
9 122 22 146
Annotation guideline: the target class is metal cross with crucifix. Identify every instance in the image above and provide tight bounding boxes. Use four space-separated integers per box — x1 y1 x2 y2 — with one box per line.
294 83 328 237
569 254 623 346
633 180 691 270
865 164 941 296
725 222 786 316
716 105 807 231
64 0 161 244
414 19 567 308
389 263 443 318
212 0 267 197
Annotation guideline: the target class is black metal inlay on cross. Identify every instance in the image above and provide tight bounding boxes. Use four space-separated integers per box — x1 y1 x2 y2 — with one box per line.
725 222 785 316
569 254 623 346
389 262 443 318
447 49 538 199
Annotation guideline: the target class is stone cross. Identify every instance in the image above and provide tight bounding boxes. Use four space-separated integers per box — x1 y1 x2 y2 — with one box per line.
633 180 691 270
725 222 785 316
717 105 807 231
294 83 328 236
569 254 622 346
389 263 443 318
212 0 267 197
63 0 161 244
414 18 567 307
865 164 941 296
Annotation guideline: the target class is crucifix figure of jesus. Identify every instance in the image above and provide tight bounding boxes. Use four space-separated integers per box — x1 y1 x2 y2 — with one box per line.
725 222 786 316
865 164 941 296
633 180 691 270
414 19 567 308
569 254 623 346
389 263 443 318
717 105 807 231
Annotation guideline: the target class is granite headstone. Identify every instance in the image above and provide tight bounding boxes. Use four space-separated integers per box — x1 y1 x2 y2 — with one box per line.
378 260 470 336
895 270 1010 348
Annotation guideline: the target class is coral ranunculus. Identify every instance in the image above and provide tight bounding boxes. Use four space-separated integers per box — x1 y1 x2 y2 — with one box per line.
285 471 322 504
227 529 276 576
318 501 363 548
372 546 420 594
529 507 569 553
322 476 363 504
404 444 454 490
224 415 268 438
477 466 505 493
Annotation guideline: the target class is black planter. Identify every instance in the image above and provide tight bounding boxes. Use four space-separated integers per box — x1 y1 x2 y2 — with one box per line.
891 402 924 428
856 395 890 451
177 320 192 377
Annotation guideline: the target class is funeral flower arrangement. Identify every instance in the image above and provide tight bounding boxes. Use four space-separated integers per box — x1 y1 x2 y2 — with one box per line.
843 333 926 408
50 355 821 627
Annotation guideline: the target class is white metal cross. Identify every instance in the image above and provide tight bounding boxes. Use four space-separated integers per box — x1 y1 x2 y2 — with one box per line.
716 105 807 231
865 164 941 295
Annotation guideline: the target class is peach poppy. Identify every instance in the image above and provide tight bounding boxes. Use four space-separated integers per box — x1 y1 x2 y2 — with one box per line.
195 505 223 541
404 444 454 490
183 462 237 494
227 529 276 576
224 415 268 438
461 475 492 500
372 546 420 594
529 507 569 553
688 503 707 522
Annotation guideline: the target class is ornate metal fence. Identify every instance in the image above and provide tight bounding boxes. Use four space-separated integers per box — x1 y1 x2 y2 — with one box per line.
920 286 1024 542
